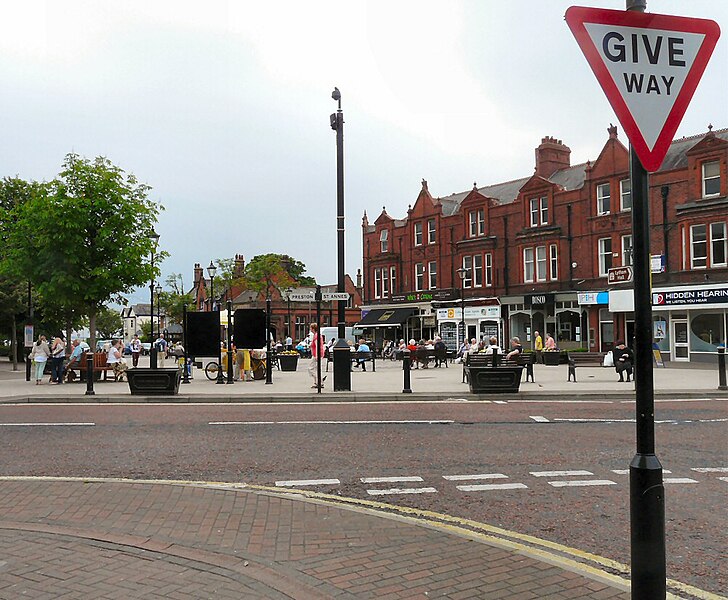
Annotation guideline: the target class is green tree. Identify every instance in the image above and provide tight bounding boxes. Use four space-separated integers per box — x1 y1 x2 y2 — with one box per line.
241 254 316 296
2 153 165 353
94 306 123 338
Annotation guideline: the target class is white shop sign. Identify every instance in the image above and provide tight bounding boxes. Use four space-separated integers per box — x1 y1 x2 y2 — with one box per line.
437 306 501 320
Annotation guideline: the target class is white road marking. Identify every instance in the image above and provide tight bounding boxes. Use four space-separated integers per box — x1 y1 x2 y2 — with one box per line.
366 487 437 496
274 478 340 487
621 398 715 403
718 477 728 482
692 467 728 473
0 422 95 427
443 473 508 481
548 480 617 488
492 400 507 404
456 483 528 492
530 416 550 422
509 400 613 404
360 476 423 484
611 469 672 475
530 470 593 478
209 420 454 425
663 478 699 484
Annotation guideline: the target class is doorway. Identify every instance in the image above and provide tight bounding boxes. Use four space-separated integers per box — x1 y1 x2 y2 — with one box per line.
671 319 689 361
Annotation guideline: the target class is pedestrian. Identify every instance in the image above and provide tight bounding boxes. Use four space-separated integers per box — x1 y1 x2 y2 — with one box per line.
534 330 543 363
307 323 326 389
285 334 293 351
107 339 128 382
433 336 447 367
129 334 142 367
506 336 524 361
613 340 634 382
154 333 168 365
545 333 557 351
29 335 51 385
50 336 66 384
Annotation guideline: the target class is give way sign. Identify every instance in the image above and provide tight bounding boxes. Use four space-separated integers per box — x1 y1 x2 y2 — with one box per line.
565 7 720 172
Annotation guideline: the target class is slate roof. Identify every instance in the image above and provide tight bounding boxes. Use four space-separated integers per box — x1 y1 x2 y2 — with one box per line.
659 128 728 171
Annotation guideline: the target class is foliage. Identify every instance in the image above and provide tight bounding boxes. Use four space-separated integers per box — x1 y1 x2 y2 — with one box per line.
94 306 123 338
140 320 153 343
242 254 315 296
1 153 165 352
159 290 194 325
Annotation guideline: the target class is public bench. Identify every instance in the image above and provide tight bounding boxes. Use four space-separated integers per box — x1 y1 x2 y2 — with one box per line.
463 352 524 393
66 352 114 382
325 350 376 372
567 352 607 382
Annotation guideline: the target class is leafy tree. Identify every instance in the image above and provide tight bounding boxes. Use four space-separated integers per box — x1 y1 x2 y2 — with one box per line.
2 153 165 353
140 320 153 343
159 290 194 325
94 306 123 338
241 254 316 296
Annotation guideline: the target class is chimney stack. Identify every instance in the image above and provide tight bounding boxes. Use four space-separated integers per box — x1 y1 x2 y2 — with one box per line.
535 136 571 178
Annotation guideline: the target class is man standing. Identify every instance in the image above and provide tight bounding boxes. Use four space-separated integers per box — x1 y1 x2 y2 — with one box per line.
129 334 142 367
534 330 543 364
285 334 293 351
154 333 168 366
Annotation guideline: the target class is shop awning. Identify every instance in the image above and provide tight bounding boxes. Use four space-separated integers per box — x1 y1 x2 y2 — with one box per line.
356 308 417 328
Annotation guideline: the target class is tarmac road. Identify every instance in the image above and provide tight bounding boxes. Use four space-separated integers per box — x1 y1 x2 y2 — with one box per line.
0 398 725 596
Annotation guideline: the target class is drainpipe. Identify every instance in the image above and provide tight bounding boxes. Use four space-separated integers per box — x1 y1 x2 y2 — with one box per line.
567 204 574 284
503 216 509 295
661 185 669 279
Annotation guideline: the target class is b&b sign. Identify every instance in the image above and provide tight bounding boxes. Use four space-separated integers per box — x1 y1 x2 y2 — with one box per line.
566 7 719 172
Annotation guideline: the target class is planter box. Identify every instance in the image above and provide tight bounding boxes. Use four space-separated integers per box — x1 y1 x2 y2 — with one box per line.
127 367 181 395
542 352 561 366
465 366 524 393
278 355 299 372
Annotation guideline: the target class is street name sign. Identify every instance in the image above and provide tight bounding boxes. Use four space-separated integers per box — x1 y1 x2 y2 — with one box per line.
565 7 720 171
608 265 634 284
288 292 350 302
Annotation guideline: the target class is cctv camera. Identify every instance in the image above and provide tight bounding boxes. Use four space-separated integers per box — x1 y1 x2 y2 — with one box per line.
331 87 341 101
572 262 578 268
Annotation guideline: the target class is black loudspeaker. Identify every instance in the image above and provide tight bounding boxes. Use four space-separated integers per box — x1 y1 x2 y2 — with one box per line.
186 312 220 356
233 309 266 349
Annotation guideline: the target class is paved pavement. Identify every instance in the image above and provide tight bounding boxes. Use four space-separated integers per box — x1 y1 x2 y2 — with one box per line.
1 358 724 598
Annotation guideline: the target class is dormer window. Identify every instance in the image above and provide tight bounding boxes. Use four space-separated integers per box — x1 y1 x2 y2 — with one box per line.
468 209 485 237
702 161 720 197
529 196 548 227
379 229 389 253
597 183 611 215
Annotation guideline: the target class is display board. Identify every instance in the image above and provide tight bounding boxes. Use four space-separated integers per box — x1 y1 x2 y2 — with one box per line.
233 309 266 349
186 312 220 357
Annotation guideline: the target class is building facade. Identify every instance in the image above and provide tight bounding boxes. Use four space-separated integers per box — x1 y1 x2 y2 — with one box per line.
361 126 728 362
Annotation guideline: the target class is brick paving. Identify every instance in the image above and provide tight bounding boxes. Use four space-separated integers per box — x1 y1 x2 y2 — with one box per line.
0 480 631 599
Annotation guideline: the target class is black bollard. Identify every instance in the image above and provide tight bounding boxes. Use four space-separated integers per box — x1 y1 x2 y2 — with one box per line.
402 349 412 393
718 347 727 391
25 348 31 382
150 346 158 369
85 351 95 396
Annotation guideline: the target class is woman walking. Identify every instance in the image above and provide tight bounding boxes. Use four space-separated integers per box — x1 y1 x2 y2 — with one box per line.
29 335 51 385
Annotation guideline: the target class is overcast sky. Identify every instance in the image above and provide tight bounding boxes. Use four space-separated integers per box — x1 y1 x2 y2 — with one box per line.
1 0 726 305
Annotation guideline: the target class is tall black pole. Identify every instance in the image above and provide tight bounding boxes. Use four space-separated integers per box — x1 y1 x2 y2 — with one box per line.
265 295 273 384
25 281 32 381
331 87 351 391
629 147 666 598
226 300 234 384
287 295 291 339
315 285 322 394
181 303 190 384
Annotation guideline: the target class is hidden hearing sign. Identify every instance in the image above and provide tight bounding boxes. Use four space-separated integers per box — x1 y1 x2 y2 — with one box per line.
565 7 720 171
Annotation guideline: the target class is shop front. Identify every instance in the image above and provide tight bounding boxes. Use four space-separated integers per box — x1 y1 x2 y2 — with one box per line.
577 291 610 351
609 283 728 363
436 305 502 352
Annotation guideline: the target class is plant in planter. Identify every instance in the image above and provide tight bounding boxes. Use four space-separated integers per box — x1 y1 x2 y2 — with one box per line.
278 350 300 371
542 350 561 366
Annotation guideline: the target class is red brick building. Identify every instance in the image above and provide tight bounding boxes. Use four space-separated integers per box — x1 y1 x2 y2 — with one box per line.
361 126 728 362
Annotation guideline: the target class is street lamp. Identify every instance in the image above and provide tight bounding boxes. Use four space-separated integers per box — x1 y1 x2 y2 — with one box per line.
155 283 162 349
285 287 293 342
148 230 160 368
457 267 468 348
330 86 351 391
207 260 217 311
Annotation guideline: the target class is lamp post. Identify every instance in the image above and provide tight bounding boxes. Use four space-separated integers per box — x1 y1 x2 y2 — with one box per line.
207 261 216 312
148 230 160 369
207 261 224 384
457 267 468 348
155 283 162 364
285 287 293 341
330 86 351 391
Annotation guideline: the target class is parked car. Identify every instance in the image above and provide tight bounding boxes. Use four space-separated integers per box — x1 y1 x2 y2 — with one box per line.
122 343 132 356
141 342 152 355
95 340 113 352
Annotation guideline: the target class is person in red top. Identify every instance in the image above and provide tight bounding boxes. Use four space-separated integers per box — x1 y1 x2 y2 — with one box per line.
307 323 327 389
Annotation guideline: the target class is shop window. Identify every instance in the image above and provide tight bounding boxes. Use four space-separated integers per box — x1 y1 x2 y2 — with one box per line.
379 229 389 253
620 179 631 211
702 161 720 198
598 238 612 276
690 313 724 352
597 183 610 215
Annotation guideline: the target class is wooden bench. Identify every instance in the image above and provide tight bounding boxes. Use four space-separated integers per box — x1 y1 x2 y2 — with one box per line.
66 352 115 381
567 352 607 382
325 350 376 372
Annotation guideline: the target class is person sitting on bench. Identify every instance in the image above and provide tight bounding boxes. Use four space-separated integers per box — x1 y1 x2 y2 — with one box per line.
353 339 371 371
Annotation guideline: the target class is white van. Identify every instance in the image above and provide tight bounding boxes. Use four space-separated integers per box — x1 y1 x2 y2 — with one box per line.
320 327 357 346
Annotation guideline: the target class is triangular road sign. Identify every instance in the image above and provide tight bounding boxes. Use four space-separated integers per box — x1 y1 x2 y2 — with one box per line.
566 7 720 172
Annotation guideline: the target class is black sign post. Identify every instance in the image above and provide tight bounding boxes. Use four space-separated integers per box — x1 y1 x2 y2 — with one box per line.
315 285 322 393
